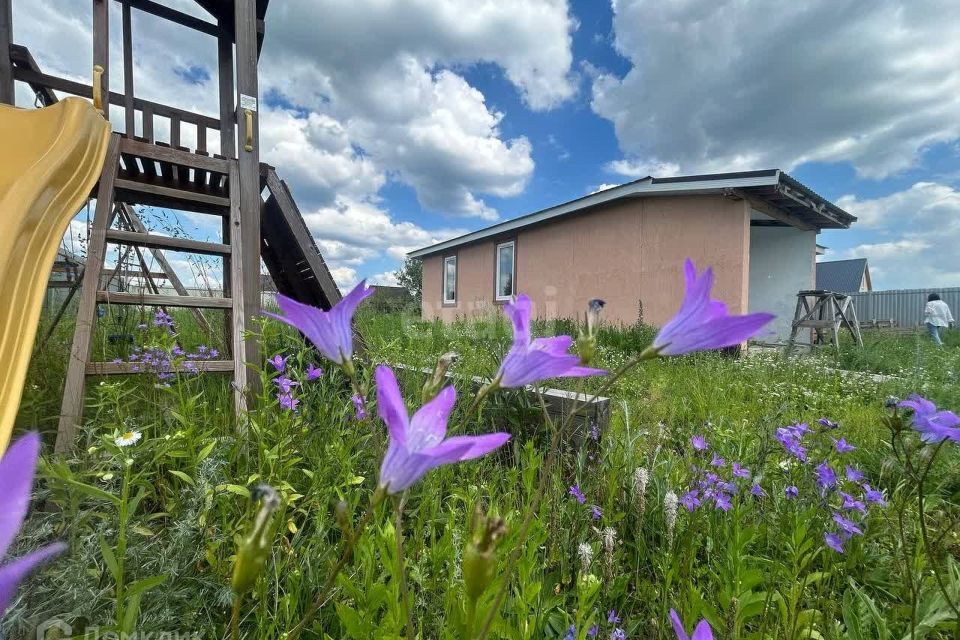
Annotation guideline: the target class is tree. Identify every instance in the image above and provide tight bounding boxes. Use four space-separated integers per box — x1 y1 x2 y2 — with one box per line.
395 257 422 305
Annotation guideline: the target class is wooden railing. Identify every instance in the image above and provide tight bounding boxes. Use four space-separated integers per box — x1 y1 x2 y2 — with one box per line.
10 44 223 156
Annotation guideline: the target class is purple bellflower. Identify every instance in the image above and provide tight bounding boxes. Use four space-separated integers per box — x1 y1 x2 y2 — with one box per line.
267 354 288 372
750 484 767 498
680 490 701 511
495 295 605 388
587 625 599 637
277 393 300 412
590 505 603 521
818 417 839 429
840 492 866 513
824 532 846 554
731 463 750 479
832 512 863 536
0 433 66 616
863 485 888 507
899 395 960 443
569 485 587 504
651 259 774 356
608 610 621 624
785 486 799 499
833 438 856 453
306 364 323 381
670 609 713 640
610 629 626 640
691 435 708 451
352 394 367 421
710 453 725 467
275 375 298 394
845 465 865 483
814 462 837 492
375 366 510 494
266 281 374 367
714 493 733 512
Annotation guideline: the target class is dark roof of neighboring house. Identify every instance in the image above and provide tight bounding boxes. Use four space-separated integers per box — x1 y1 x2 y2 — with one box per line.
409 169 856 259
816 258 868 293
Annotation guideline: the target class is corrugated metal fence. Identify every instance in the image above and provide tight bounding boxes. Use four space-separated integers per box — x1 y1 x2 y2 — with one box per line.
848 287 960 327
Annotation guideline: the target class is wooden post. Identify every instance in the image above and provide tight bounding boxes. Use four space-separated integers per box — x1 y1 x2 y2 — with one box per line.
217 20 236 158
0 0 12 105
93 0 109 120
234 0 261 378
122 1 134 136
56 135 121 453
228 161 248 421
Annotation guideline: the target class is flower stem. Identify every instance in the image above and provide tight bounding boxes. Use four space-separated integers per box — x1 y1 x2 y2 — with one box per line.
916 441 960 624
395 493 416 640
286 493 380 640
230 597 241 640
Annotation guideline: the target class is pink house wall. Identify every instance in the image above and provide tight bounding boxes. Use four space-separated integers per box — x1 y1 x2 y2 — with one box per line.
421 195 751 327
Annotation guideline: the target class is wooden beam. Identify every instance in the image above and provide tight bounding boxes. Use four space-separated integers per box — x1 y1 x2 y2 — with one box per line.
114 177 230 208
217 21 236 157
228 160 249 420
87 359 234 375
117 0 220 38
105 228 231 256
235 0 261 376
122 1 135 136
0 0 12 104
96 291 232 308
119 136 228 172
11 66 221 131
93 0 109 119
56 134 122 453
740 191 816 232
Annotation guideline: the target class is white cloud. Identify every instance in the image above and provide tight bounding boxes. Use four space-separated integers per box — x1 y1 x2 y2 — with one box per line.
606 158 680 179
370 271 400 287
835 182 960 288
590 183 621 194
592 0 960 179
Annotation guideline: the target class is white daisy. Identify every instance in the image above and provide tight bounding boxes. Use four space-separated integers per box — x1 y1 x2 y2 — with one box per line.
115 431 142 447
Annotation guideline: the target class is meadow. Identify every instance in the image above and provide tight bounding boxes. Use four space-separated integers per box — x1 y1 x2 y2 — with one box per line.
4 293 960 639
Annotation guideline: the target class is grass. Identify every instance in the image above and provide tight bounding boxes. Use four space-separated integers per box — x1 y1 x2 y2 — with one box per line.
5 302 960 639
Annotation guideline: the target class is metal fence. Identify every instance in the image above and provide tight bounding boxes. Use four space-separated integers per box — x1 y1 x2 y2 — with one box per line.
848 287 960 327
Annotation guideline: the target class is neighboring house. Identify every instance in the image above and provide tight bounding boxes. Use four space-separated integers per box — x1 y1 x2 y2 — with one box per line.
815 258 872 293
409 169 857 341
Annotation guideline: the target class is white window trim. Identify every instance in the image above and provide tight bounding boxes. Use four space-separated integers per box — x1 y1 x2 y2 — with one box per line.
495 240 515 302
443 255 457 304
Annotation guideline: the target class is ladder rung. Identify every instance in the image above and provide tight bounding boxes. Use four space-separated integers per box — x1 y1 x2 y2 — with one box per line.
105 229 231 256
114 178 230 208
87 360 235 375
96 291 233 308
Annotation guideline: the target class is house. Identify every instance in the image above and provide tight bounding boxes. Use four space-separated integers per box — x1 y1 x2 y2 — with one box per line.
815 258 872 293
408 170 856 341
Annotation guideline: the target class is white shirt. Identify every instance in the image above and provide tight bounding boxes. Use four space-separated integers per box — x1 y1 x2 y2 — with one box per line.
924 300 954 327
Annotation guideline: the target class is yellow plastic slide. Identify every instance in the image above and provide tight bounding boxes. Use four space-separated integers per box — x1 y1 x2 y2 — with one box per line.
0 98 111 455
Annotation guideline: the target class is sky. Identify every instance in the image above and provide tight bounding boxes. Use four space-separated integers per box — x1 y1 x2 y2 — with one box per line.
15 0 960 291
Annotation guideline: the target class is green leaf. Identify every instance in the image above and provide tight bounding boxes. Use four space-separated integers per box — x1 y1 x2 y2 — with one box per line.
100 535 120 582
122 593 142 634
168 470 196 486
56 477 121 506
197 440 216 463
217 483 251 498
125 575 167 599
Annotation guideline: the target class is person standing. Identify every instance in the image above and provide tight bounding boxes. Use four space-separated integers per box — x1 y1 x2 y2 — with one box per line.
924 293 954 346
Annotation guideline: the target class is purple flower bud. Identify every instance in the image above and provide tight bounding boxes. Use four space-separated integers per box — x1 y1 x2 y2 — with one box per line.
785 486 799 499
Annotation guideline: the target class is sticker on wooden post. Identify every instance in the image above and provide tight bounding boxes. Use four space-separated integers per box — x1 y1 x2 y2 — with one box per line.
240 94 258 112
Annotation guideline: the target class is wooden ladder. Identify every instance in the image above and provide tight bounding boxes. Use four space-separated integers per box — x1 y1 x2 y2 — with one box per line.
55 132 252 453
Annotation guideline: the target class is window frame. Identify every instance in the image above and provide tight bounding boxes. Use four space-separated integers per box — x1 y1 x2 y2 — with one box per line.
494 240 516 302
442 254 457 306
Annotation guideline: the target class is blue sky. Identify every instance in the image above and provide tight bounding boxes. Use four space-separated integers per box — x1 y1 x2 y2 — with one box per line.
15 0 960 291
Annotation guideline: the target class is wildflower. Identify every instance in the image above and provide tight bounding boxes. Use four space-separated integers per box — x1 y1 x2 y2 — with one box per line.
651 259 774 356
589 422 601 442
602 527 617 566
818 417 839 429
569 485 587 504
832 512 863 536
267 354 288 372
494 295 606 388
0 433 67 615
731 463 750 479
832 438 856 454
670 609 714 640
664 491 678 544
862 484 888 507
564 625 577 640
898 395 960 443
277 393 299 412
714 493 733 512
633 468 649 514
577 542 593 573
784 486 799 499
610 629 626 640
710 453 725 467
351 394 367 421
266 281 374 368
608 609 621 624
587 625 599 637
275 375 298 394
750 484 767 498
590 505 603 521
691 435 708 451
814 461 837 492
306 364 323 381
680 489 701 511
776 428 808 461
115 431 142 447
824 531 846 554
845 465 865 483
374 366 510 494
840 492 866 513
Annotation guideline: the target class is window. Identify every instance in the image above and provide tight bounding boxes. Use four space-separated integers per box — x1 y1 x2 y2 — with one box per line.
495 240 515 301
443 255 457 304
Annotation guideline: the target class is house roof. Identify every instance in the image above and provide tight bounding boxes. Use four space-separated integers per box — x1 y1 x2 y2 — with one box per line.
816 258 869 293
409 169 856 259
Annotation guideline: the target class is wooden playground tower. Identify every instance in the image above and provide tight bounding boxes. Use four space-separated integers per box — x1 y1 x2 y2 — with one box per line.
0 0 341 452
